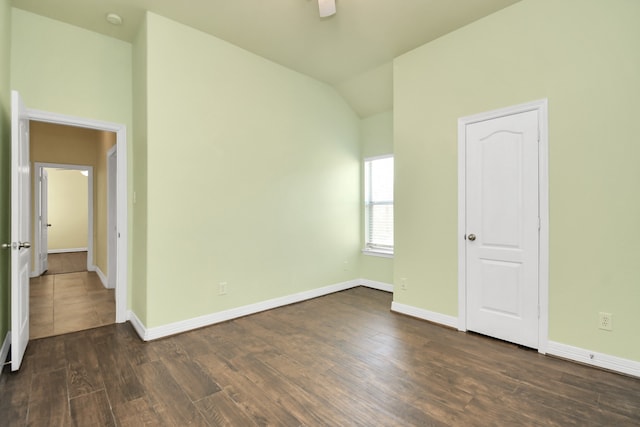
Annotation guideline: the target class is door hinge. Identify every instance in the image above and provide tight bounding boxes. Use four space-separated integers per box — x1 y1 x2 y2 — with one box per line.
538 217 541 231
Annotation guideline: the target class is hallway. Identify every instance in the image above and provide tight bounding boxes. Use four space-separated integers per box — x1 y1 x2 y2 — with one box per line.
30 269 115 339
44 251 88 276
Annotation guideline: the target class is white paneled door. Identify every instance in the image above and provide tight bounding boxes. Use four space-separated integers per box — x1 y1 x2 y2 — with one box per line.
39 168 49 274
465 109 540 349
11 91 31 371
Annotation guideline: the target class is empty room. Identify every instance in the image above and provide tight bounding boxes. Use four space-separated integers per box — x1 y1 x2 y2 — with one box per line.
0 0 639 425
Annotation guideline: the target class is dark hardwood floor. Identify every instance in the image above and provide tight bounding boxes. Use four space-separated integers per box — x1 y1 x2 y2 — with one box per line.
1 287 639 426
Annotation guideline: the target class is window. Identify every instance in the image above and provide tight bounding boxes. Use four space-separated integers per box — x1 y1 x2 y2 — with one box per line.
364 155 394 255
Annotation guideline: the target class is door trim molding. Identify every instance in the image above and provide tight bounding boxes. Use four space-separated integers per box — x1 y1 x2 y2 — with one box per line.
457 99 549 354
27 108 129 324
107 145 117 289
33 163 94 277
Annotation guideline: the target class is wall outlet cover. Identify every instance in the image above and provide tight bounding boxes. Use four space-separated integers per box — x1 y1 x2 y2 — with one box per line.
598 312 613 331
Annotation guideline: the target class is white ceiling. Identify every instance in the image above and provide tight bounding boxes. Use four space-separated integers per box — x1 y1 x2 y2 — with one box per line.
11 0 520 117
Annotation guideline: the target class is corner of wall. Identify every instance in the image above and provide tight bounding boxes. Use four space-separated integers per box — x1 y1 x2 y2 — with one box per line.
359 110 394 284
131 11 148 325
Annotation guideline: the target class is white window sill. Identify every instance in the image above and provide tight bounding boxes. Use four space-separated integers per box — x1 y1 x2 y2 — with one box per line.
361 249 394 258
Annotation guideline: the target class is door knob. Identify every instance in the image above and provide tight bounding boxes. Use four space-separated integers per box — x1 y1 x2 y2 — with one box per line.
468 234 476 241
1 243 10 249
18 242 31 249
47 224 52 227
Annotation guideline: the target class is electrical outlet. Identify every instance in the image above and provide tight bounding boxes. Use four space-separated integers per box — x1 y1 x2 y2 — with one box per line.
219 282 228 296
343 260 349 271
598 312 613 331
400 278 407 291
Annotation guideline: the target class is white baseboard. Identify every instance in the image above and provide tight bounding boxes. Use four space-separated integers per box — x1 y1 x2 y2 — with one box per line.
123 281 640 379
131 279 363 341
391 301 458 329
128 310 147 340
391 304 640 378
359 279 393 293
547 341 640 378
48 248 88 254
90 266 109 288
0 332 10 377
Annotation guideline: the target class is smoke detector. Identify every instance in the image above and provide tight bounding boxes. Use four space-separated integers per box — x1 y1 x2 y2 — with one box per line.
106 13 123 26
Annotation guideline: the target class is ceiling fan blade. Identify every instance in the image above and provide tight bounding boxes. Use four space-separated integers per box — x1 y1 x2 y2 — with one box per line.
318 0 336 17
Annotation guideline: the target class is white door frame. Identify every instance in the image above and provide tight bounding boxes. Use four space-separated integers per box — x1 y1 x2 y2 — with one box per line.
33 163 94 276
40 168 49 274
27 108 129 323
107 145 117 289
457 99 549 354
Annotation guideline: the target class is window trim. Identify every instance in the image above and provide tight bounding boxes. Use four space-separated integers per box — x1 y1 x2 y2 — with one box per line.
361 248 394 258
363 154 394 256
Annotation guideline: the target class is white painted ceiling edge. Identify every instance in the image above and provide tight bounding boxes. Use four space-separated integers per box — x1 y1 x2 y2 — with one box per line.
10 0 521 117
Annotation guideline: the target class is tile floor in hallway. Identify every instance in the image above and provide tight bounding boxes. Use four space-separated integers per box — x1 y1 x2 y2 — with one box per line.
44 251 88 275
30 271 115 339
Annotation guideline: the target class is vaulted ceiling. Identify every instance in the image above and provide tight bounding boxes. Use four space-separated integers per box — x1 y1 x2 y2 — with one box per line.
11 0 520 117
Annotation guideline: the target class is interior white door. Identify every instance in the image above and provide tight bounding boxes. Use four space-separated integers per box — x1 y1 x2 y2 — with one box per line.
11 90 31 371
465 109 539 349
39 168 49 274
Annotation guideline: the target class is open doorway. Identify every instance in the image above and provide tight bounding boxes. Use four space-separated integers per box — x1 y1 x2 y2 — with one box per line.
10 92 128 369
29 123 118 339
24 109 129 326
33 164 94 277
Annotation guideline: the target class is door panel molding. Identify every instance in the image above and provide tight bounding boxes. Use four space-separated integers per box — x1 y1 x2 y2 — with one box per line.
458 99 548 354
11 91 30 371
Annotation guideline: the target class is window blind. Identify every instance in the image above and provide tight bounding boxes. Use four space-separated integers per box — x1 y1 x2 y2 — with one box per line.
364 156 394 252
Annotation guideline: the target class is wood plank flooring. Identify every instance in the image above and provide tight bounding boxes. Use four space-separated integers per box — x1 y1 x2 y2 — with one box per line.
2 287 639 426
30 271 115 339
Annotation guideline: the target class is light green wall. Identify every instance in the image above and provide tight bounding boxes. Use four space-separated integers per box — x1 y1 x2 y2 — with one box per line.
132 15 148 324
0 0 11 343
361 254 393 286
143 13 361 327
11 8 134 309
360 110 394 284
394 0 640 361
361 111 393 158
10 9 132 126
